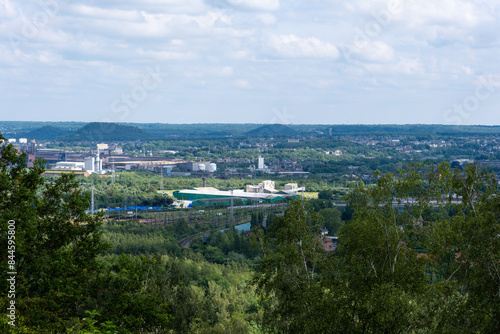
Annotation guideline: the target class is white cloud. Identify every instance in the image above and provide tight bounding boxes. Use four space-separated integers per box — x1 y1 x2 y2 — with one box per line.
474 74 500 88
234 79 250 88
267 34 339 58
220 66 234 76
1 0 500 124
136 48 197 60
257 13 276 25
363 57 423 76
229 50 251 59
171 39 184 46
353 41 396 63
68 5 141 21
226 0 280 11
0 0 17 17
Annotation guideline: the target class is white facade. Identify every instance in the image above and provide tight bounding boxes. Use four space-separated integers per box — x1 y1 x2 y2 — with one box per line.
246 180 275 193
8 138 16 143
195 162 217 172
95 155 100 172
284 183 305 193
19 138 28 144
258 156 264 170
85 157 95 172
208 163 217 172
113 147 123 155
55 162 85 170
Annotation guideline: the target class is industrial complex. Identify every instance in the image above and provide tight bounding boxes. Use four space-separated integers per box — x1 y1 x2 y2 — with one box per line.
4 139 223 177
173 180 304 206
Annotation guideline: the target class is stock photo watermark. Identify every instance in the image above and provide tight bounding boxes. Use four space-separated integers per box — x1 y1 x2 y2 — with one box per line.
255 106 297 137
270 106 295 125
6 220 17 327
339 0 402 62
8 0 62 50
443 74 500 125
109 65 163 121
472 0 500 17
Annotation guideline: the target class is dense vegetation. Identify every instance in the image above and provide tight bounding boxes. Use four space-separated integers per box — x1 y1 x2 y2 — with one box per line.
5 121 500 140
0 136 262 333
246 124 298 137
1 130 499 333
62 122 155 142
253 163 500 333
24 126 72 140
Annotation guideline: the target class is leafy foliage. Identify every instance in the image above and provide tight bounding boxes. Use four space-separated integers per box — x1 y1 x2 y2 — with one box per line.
254 163 500 333
0 135 109 331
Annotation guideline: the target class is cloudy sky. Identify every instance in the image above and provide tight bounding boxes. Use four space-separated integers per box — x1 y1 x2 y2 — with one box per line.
1 0 500 125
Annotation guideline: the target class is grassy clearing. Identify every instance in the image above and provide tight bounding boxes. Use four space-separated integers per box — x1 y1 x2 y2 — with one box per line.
303 192 318 199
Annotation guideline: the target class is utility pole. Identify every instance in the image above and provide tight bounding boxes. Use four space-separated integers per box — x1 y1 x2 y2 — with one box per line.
160 167 163 191
230 190 234 223
91 184 95 216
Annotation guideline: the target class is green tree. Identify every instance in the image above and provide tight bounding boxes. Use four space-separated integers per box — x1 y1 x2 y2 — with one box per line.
335 162 500 332
253 199 331 333
318 189 334 201
318 208 343 234
254 162 500 333
0 135 108 332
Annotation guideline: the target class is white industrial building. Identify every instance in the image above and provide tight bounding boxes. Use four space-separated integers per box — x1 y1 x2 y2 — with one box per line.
246 180 305 195
175 181 305 204
246 180 276 193
54 162 85 171
178 162 217 173
258 156 265 170
203 163 217 172
85 157 95 173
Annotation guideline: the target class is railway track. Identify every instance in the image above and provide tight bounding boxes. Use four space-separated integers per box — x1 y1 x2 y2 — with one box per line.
177 220 250 248
177 232 207 247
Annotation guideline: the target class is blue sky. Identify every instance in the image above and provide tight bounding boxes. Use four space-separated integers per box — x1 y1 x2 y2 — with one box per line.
1 0 500 125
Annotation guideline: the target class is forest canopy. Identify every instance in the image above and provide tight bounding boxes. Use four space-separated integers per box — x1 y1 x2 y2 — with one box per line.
1 133 499 333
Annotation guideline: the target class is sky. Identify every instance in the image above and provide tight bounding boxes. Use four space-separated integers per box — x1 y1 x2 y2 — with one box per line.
1 0 500 125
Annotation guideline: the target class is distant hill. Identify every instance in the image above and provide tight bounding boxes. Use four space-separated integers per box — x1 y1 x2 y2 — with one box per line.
62 122 155 142
322 124 500 136
247 124 299 137
24 126 72 140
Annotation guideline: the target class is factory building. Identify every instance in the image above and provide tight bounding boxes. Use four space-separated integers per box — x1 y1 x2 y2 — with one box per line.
258 156 265 170
178 162 217 172
54 161 86 170
246 180 305 195
174 181 305 206
246 180 276 193
85 157 95 173
173 187 285 204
